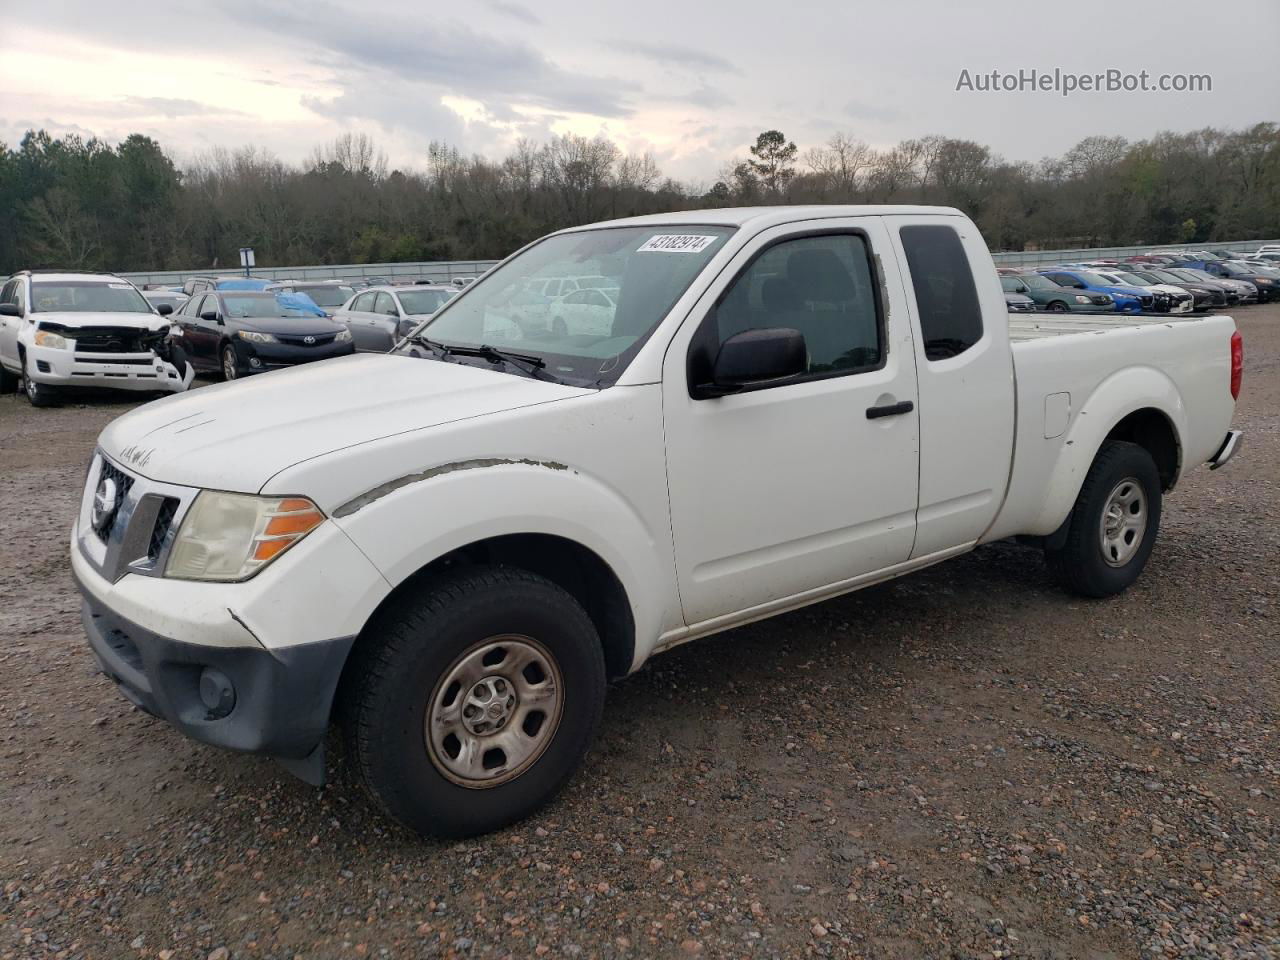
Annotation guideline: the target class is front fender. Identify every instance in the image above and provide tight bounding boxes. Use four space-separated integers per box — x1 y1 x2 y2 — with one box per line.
1029 365 1187 535
329 459 676 669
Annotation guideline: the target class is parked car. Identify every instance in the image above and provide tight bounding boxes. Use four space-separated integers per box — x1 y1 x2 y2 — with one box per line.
170 289 354 380
181 276 219 296
1038 268 1152 313
1003 273 1115 313
1165 269 1242 306
74 206 1243 837
1002 285 1037 313
215 278 274 291
143 289 190 313
0 271 191 406
268 282 357 316
451 277 476 289
1183 263 1262 303
334 284 456 351
1192 261 1275 302
549 286 623 332
1093 270 1192 314
1125 269 1218 312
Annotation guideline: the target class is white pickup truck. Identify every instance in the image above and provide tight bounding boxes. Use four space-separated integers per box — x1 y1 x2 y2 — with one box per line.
71 206 1243 837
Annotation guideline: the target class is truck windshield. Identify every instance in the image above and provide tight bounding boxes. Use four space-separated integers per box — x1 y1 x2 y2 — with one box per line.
31 281 151 314
414 225 735 387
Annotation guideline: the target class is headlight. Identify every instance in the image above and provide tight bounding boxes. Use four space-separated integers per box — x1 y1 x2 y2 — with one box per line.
1074 295 1092 304
33 330 68 349
1256 278 1272 284
237 330 278 343
165 492 325 582
334 327 352 341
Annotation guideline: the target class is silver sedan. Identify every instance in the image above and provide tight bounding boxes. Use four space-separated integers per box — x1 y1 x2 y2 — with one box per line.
333 285 457 352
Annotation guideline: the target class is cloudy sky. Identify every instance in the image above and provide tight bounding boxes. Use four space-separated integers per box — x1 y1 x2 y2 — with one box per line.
2 0 1277 182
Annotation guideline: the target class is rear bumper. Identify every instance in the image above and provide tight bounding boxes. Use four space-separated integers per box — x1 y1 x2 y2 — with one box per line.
1209 430 1242 471
77 571 354 770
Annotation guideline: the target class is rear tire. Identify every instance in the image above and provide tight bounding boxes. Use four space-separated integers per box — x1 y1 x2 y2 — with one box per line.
1045 440 1162 598
0 361 18 393
1048 301 1069 313
341 567 606 837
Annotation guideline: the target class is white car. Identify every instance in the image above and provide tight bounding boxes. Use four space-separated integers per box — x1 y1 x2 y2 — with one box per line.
549 287 619 336
73 206 1242 837
0 271 192 406
1094 270 1194 314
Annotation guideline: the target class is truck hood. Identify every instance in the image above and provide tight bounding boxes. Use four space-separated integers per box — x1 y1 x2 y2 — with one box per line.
35 311 168 330
98 353 593 492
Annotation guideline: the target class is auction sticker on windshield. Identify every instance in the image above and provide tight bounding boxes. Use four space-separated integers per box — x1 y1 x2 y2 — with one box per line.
637 235 719 253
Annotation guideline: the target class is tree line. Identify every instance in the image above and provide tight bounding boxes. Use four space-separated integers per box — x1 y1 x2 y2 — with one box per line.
1 123 1277 274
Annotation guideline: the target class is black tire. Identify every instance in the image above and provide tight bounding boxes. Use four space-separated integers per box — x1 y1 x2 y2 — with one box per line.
1048 301 1069 313
341 566 606 837
19 350 60 407
0 361 18 393
220 343 240 381
1045 440 1162 598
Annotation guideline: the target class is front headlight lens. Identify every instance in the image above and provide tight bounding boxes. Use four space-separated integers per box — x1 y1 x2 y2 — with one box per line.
34 329 68 349
1074 295 1091 304
237 330 278 343
165 492 325 581
334 327 352 341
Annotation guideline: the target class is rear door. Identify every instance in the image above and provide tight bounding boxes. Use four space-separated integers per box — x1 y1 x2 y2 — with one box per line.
343 292 380 350
662 219 921 626
0 279 21 369
884 215 1015 556
371 292 401 350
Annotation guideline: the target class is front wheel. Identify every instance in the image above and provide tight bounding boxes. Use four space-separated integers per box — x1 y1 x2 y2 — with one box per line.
341 567 606 837
1048 301 1069 313
220 343 240 381
21 352 60 407
1044 440 1162 597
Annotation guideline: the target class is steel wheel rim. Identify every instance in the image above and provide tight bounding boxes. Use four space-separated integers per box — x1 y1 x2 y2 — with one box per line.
24 374 36 399
425 634 564 789
222 349 237 379
1099 477 1147 567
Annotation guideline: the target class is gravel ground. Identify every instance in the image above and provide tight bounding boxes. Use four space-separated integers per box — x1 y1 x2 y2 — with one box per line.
1 307 1276 960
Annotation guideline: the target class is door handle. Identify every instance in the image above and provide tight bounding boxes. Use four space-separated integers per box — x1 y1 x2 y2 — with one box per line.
866 400 914 420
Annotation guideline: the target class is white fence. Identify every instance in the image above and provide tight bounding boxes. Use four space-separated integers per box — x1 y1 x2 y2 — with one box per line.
989 239 1280 267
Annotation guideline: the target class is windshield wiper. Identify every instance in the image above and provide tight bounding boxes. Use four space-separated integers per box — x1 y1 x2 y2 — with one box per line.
408 336 552 381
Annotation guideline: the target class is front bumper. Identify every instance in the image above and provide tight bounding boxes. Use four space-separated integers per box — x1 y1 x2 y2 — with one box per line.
231 339 356 374
28 343 190 393
77 574 354 770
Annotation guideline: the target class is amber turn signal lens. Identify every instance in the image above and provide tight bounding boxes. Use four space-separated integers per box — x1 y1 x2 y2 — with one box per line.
264 510 324 536
251 538 293 562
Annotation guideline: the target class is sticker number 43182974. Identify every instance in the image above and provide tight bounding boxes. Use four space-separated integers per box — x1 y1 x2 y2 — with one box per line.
637 235 719 253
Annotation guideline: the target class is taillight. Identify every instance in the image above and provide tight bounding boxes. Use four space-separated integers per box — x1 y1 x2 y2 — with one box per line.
1230 330 1243 400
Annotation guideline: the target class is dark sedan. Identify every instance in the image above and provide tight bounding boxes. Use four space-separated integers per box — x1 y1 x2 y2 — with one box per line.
1127 269 1220 312
171 290 354 380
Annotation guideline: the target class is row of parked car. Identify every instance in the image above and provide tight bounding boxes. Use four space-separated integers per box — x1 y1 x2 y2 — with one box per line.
997 246 1280 316
3 243 1276 406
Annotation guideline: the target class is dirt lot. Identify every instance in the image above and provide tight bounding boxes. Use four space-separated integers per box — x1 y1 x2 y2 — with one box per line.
1 308 1277 960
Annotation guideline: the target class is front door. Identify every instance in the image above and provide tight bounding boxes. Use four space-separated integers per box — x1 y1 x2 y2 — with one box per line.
662 219 921 627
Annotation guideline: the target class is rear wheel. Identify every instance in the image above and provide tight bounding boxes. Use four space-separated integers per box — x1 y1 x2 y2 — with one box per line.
341 567 606 837
1045 440 1162 597
0 360 18 393
1048 301 1069 313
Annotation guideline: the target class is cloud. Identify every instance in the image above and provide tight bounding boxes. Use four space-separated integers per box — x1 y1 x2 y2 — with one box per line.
236 0 637 119
607 39 741 75
484 0 541 25
122 97 245 118
843 98 899 124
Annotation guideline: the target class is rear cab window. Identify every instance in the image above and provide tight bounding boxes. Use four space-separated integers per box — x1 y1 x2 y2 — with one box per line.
899 224 984 361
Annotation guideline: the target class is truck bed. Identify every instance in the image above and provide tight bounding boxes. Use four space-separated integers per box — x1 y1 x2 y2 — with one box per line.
1007 313 1216 341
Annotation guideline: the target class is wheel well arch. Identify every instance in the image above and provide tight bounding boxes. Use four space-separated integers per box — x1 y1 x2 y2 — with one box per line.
1102 407 1181 490
342 533 636 687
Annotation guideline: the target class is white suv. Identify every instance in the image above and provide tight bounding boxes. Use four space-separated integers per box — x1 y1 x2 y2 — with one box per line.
0 271 192 407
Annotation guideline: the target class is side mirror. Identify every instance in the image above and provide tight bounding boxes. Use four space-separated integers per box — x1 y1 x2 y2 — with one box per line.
697 327 807 398
156 303 173 316
0 303 20 317
201 310 223 324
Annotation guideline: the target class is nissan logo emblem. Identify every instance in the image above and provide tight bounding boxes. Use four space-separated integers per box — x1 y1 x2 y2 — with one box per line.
303 335 316 344
91 476 118 533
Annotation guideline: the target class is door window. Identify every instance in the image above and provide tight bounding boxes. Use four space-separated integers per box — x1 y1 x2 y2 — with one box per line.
374 292 398 316
690 232 884 389
351 292 374 312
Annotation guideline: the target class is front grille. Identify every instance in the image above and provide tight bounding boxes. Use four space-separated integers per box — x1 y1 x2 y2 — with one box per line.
75 356 155 366
1139 296 1154 308
278 333 337 347
73 328 151 354
94 459 135 544
148 498 179 562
